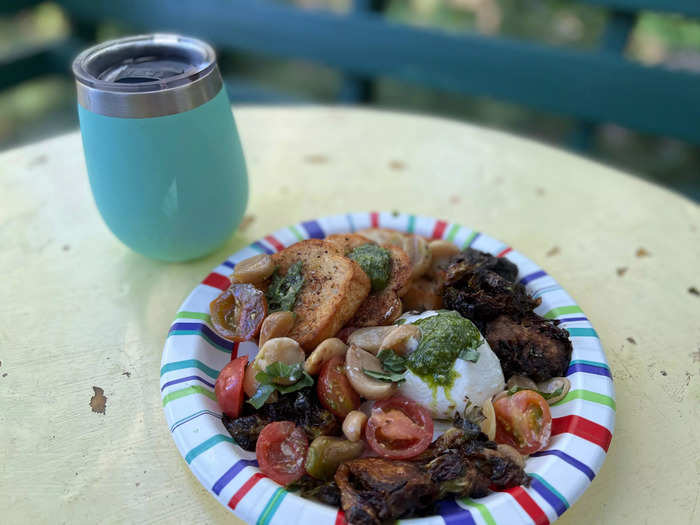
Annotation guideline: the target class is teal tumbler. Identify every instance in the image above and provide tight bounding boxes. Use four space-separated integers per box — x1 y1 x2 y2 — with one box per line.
73 34 248 261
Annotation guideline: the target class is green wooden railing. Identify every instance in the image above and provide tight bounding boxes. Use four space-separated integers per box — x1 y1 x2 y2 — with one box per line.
1 0 699 145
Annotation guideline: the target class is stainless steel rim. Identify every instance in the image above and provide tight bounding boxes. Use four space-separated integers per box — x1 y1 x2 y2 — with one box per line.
73 34 223 118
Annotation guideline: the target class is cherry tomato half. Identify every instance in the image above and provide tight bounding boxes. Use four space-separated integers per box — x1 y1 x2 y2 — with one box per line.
365 395 433 459
256 421 308 486
493 390 552 455
317 355 361 419
210 283 267 342
215 356 248 418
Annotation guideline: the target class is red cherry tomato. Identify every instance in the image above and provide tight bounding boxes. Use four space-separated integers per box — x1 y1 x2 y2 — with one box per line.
365 395 433 459
210 283 267 342
317 356 361 419
215 356 248 418
256 421 308 486
493 390 552 454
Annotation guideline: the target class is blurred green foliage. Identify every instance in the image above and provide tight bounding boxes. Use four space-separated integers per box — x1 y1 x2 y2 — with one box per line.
0 0 698 200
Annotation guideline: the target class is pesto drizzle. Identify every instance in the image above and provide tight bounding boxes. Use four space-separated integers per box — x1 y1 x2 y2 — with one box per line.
406 311 483 387
348 243 392 292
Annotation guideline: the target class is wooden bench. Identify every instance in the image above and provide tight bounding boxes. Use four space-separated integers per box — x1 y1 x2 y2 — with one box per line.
2 0 699 146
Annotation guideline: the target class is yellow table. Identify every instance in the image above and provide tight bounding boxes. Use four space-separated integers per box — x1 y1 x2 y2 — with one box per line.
1 107 698 524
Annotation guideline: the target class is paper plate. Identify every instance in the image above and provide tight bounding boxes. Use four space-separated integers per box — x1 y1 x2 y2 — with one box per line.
160 212 615 525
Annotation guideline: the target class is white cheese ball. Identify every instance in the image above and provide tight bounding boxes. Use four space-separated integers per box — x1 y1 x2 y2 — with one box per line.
396 312 505 420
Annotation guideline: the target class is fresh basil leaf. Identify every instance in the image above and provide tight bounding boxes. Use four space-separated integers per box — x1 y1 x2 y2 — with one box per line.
458 347 480 363
275 372 314 394
266 261 305 312
251 360 314 402
377 349 407 374
246 384 275 409
256 361 304 385
363 368 406 384
507 385 564 400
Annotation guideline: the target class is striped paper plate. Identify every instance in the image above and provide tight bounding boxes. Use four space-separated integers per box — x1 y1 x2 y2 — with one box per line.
161 212 615 525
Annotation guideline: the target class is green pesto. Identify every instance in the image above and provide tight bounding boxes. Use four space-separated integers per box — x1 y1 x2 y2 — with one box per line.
407 311 482 387
348 243 392 291
266 260 304 312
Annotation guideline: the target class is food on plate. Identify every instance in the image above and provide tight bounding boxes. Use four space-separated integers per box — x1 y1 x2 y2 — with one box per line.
335 427 529 525
505 374 571 405
210 283 267 342
317 355 362 418
256 421 308 485
335 458 436 524
426 239 460 279
365 395 433 459
222 388 340 451
327 232 412 327
231 253 275 284
345 345 397 400
401 277 444 311
325 233 376 256
348 243 393 292
305 436 365 480
397 310 505 419
215 356 248 418
304 337 348 375
210 229 575 524
258 310 295 348
356 227 432 280
443 248 572 381
483 314 572 382
342 410 368 442
346 325 395 353
493 389 552 454
326 234 392 292
348 245 412 327
269 239 371 350
418 426 530 495
378 324 420 355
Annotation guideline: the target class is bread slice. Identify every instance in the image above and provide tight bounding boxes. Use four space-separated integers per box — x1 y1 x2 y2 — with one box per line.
348 245 412 327
325 233 374 254
271 239 371 351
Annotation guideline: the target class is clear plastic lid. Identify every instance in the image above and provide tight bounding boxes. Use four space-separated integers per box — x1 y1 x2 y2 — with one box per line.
72 34 217 93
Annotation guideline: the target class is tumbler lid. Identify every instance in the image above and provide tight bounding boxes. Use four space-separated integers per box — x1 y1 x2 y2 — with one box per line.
73 34 223 118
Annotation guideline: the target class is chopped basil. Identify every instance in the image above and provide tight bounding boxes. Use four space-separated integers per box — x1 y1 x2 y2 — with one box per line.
247 361 314 408
255 361 305 385
377 349 407 374
275 373 314 393
363 368 406 384
507 385 564 400
247 384 276 409
266 261 304 312
458 347 480 363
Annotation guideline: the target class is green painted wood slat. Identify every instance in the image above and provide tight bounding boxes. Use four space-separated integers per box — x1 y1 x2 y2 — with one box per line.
0 0 41 15
581 0 700 18
57 0 700 143
0 39 84 91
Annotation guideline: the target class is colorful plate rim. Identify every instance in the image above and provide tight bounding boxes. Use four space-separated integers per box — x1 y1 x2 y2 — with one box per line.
160 211 615 525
